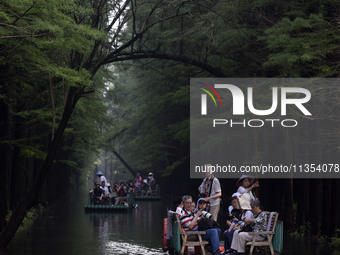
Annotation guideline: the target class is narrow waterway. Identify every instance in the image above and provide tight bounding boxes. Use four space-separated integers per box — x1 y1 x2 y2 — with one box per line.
3 188 336 255
5 190 167 255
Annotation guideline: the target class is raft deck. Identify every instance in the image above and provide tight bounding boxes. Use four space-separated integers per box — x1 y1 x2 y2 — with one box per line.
135 195 161 200
84 204 129 211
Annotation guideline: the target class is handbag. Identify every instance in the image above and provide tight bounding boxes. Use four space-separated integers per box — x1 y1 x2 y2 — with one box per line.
239 223 253 232
198 218 219 231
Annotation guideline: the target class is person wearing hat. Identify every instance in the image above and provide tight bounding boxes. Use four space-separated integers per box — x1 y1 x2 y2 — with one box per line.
147 172 154 183
96 171 108 187
223 194 253 254
146 172 157 196
198 164 222 221
236 175 259 200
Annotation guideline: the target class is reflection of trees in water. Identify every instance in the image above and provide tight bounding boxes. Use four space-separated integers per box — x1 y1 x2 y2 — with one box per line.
87 213 111 243
87 213 131 240
98 216 109 240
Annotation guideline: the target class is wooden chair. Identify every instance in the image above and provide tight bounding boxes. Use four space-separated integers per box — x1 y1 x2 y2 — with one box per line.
246 211 279 255
175 214 209 255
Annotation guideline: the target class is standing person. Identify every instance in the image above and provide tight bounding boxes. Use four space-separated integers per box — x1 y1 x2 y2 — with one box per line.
146 172 156 196
198 164 222 221
96 171 108 187
236 175 259 200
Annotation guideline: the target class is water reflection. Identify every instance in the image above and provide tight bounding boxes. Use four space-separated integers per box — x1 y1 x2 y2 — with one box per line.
105 241 163 255
85 200 165 252
4 189 168 255
86 211 165 254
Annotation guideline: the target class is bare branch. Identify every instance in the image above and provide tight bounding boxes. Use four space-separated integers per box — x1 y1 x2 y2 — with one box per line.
48 73 56 142
0 33 49 39
102 51 226 77
12 6 33 24
106 0 130 32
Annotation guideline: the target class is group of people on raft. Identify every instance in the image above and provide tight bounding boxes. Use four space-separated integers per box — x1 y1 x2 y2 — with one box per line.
173 164 264 255
89 171 158 205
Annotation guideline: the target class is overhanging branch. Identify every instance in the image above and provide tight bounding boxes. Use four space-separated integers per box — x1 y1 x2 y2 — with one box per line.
102 51 226 77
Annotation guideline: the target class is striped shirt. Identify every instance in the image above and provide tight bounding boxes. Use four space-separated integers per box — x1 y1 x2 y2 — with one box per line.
179 209 198 231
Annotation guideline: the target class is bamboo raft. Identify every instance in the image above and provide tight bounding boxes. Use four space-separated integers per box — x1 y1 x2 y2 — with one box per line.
84 204 129 211
84 193 136 212
135 195 161 200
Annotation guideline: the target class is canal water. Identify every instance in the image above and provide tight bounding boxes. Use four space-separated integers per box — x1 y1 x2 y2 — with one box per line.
2 188 337 255
5 190 168 255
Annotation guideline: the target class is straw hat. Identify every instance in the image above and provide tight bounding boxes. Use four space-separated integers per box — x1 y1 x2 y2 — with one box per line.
237 193 252 210
237 175 255 187
232 192 241 197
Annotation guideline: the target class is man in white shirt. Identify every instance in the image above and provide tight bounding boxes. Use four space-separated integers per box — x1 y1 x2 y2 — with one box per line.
100 181 110 204
96 171 108 187
198 164 222 221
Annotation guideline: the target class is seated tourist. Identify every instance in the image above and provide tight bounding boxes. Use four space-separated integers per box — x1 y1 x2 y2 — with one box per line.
141 179 149 195
190 201 196 212
223 193 253 254
179 195 221 255
90 182 104 205
110 183 118 204
100 181 110 204
227 199 267 255
134 172 142 195
114 182 128 205
174 196 184 214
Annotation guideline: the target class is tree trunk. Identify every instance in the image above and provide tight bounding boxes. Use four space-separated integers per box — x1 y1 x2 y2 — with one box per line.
0 103 13 232
322 179 332 236
310 179 323 236
112 150 136 176
332 179 340 234
0 87 82 249
283 178 294 230
296 179 310 227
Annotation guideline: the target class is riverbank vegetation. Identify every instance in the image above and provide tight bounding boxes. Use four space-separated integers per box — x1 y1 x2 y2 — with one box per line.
1 0 340 249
